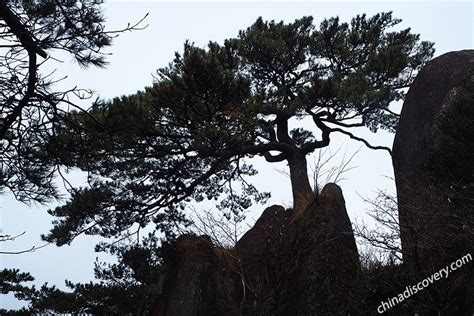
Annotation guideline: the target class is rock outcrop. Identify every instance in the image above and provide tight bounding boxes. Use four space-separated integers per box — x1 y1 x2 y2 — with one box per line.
393 50 474 314
278 182 360 315
234 204 292 314
153 235 241 316
154 183 360 315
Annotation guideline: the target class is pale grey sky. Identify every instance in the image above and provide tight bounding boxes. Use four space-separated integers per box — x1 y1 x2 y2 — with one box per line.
1 0 472 309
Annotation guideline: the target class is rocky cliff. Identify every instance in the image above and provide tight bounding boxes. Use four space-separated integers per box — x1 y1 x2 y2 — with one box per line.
393 50 474 314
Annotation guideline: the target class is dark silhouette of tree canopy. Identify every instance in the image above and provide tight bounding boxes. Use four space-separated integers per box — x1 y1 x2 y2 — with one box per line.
44 12 434 246
0 0 146 203
0 4 148 313
1 234 164 315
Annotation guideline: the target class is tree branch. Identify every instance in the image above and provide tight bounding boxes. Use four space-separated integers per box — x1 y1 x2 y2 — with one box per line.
302 109 331 154
0 1 47 58
263 151 288 162
306 109 391 155
329 127 392 155
275 115 295 145
0 0 47 139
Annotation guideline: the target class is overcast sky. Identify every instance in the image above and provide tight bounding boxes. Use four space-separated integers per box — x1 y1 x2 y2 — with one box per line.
1 0 472 309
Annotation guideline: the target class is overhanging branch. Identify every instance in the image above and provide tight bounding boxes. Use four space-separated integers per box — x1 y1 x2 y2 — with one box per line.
329 127 392 155
0 0 48 139
306 108 392 155
0 1 47 58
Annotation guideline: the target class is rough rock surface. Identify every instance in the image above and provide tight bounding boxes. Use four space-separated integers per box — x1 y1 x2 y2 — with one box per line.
280 182 360 315
153 235 240 316
235 183 359 315
392 50 474 314
154 184 360 315
234 204 292 314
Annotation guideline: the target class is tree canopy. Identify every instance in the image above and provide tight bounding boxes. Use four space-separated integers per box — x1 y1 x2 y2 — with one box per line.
42 12 434 247
1 234 164 315
0 0 146 203
0 3 147 312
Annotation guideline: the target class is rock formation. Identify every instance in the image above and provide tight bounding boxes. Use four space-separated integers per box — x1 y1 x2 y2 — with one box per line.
234 204 292 314
277 182 360 315
393 50 474 314
153 235 241 316
154 183 360 315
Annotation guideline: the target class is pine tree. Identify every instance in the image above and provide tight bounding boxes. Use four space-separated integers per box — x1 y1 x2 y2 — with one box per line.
44 12 434 246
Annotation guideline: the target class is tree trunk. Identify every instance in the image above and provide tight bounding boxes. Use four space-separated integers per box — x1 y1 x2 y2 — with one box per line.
287 153 314 212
